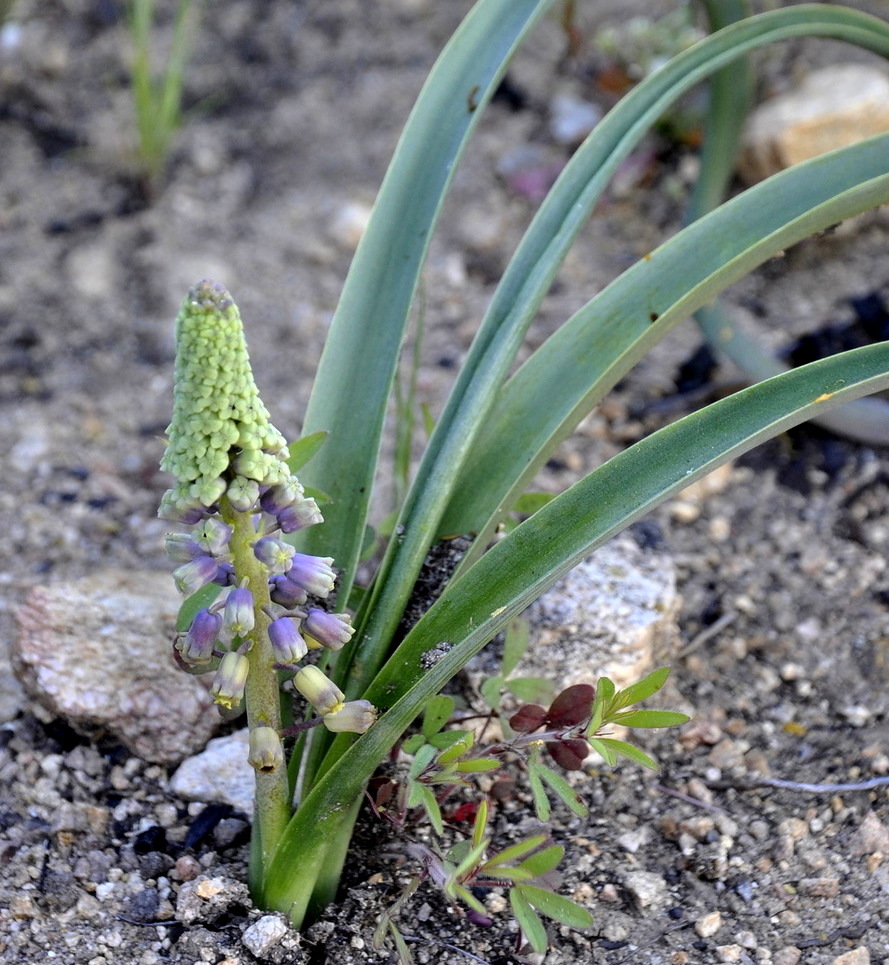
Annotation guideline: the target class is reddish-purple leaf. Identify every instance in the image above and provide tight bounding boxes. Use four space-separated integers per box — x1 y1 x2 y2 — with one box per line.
546 684 595 727
509 703 547 733
369 777 396 810
546 738 589 771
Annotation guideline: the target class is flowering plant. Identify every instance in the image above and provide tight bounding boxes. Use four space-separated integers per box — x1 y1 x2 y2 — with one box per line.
158 0 889 952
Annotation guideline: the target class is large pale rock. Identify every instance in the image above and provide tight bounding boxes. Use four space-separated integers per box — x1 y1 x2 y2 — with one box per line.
13 571 219 764
518 536 680 691
169 730 254 816
740 65 889 183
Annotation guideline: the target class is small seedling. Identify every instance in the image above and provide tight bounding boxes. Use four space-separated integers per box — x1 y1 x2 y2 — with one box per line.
128 0 198 192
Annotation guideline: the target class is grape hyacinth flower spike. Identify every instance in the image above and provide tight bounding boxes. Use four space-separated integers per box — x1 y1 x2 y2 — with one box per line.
158 280 374 868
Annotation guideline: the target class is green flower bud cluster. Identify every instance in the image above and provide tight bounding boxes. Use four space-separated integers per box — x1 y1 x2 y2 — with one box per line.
160 280 291 513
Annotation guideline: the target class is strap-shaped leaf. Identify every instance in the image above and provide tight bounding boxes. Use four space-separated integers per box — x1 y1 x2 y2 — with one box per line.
355 5 889 685
440 135 889 540
293 0 552 601
264 340 889 921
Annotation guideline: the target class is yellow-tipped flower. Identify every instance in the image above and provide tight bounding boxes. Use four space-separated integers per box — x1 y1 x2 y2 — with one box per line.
210 652 249 710
323 700 377 734
293 665 345 717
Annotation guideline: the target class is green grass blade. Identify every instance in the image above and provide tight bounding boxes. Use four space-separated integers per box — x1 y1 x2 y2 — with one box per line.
265 340 889 920
160 0 194 126
293 0 552 604
689 0 753 218
440 136 889 539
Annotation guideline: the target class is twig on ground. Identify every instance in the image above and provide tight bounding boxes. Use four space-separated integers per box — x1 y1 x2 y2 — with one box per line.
653 783 728 813
707 774 889 794
677 610 737 658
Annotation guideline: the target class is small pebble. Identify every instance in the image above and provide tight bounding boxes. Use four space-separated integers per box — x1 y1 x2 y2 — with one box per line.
623 871 668 909
598 883 620 903
773 948 802 965
708 516 731 542
486 893 507 914
172 856 202 882
617 827 651 853
680 816 716 842
241 914 288 956
840 705 871 727
830 949 870 965
695 910 723 938
715 946 743 963
327 200 372 251
779 818 809 841
549 92 602 144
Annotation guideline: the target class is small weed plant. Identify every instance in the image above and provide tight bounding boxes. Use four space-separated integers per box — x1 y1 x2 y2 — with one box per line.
128 0 197 191
156 0 889 955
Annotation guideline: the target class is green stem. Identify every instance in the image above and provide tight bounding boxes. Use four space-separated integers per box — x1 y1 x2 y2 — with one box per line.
222 496 291 902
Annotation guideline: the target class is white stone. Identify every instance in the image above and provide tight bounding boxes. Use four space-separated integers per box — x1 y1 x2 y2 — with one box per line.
622 870 668 909
715 946 743 963
327 200 373 251
170 730 254 816
519 536 680 690
740 65 889 182
13 571 219 764
64 241 117 301
242 915 289 956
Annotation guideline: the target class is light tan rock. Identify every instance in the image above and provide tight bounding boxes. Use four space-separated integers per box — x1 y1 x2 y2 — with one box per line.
831 949 870 965
695 910 723 938
851 811 889 856
13 571 219 764
519 536 681 691
740 65 889 183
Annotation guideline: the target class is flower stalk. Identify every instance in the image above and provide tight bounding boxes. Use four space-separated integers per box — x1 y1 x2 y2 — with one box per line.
159 280 370 904
220 496 290 884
